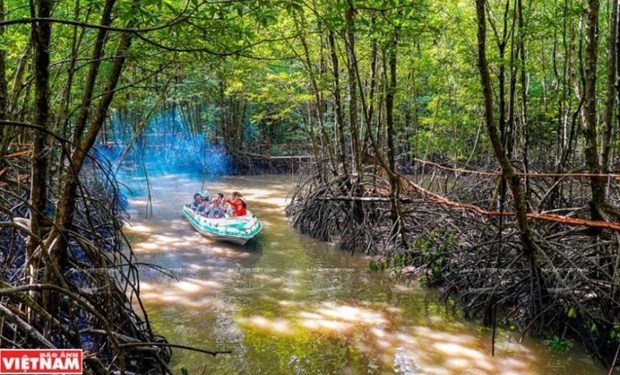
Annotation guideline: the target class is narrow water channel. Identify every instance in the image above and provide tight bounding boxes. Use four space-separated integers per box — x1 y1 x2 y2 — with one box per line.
122 173 610 374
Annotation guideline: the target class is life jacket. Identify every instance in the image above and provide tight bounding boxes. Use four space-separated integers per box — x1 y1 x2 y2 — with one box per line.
227 198 247 217
238 198 247 215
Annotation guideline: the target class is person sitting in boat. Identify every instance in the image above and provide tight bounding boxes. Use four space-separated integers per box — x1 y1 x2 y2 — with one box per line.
225 191 247 217
204 193 226 218
198 194 210 213
188 193 203 211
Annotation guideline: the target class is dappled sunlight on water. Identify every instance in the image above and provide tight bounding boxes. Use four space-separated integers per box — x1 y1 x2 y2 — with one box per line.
122 174 611 375
238 316 295 335
230 299 539 374
139 279 225 307
315 302 390 324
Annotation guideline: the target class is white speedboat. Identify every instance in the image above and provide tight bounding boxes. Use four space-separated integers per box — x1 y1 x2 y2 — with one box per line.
182 205 262 245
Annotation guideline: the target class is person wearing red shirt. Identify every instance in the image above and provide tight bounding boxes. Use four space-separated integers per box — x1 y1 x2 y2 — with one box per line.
225 191 247 217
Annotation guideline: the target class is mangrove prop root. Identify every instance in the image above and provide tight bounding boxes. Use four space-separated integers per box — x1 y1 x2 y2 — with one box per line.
0 150 178 374
287 162 620 367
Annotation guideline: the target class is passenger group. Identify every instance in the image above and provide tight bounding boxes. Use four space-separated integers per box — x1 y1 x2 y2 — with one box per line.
188 191 247 218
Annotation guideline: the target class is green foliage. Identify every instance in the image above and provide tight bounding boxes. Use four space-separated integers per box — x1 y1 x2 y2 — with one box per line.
610 325 620 343
2 0 618 170
544 335 573 352
370 231 457 281
368 252 414 274
368 231 460 285
368 258 388 272
411 230 458 284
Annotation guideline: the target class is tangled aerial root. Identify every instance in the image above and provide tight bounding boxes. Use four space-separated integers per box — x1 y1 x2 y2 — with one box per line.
0 153 172 374
287 162 620 368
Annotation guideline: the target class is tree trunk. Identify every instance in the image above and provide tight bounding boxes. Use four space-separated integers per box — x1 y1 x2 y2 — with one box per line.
476 0 534 251
617 0 620 134
295 12 337 178
30 0 53 254
497 3 509 154
517 0 531 201
601 0 618 172
55 2 90 187
345 5 361 173
385 31 402 241
328 30 350 180
57 3 89 131
581 0 606 222
475 0 546 329
0 0 8 157
72 0 116 143
362 28 378 156
54 4 137 264
7 45 31 120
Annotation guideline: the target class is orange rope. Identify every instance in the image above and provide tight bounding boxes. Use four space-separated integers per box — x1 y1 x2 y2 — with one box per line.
404 179 620 232
413 158 501 176
413 158 620 178
3 150 31 158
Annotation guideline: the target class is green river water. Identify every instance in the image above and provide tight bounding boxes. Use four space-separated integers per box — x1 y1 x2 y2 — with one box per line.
122 173 615 375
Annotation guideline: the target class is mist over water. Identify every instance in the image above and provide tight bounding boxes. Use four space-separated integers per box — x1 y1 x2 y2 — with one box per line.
96 109 232 186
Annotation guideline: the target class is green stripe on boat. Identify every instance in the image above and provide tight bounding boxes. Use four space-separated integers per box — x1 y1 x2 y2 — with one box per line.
182 205 262 245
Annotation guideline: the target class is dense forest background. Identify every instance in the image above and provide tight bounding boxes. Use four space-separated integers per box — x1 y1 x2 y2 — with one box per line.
0 0 619 373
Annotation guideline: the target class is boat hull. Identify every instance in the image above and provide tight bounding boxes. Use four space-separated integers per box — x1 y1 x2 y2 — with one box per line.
182 206 262 245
